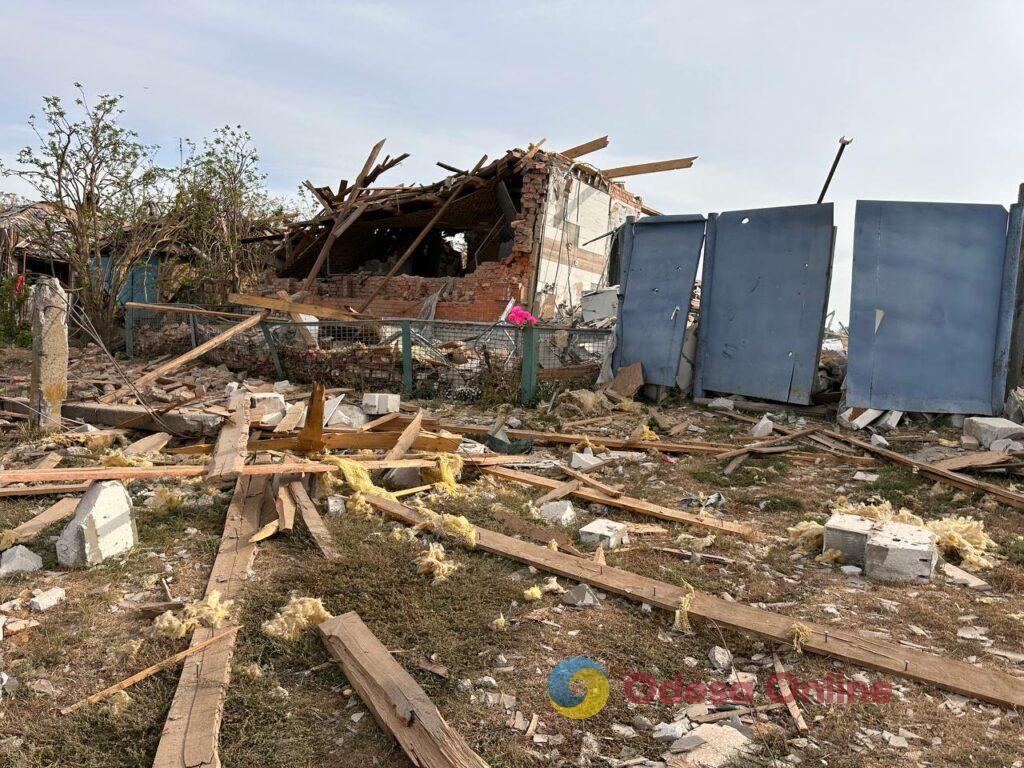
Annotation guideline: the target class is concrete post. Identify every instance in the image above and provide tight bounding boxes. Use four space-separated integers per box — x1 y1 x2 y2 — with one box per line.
29 277 68 433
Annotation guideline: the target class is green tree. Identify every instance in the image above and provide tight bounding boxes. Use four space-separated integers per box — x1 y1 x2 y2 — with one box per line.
0 84 180 345
171 125 285 302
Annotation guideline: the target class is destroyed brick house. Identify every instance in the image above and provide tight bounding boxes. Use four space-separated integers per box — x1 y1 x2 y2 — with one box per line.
258 138 664 322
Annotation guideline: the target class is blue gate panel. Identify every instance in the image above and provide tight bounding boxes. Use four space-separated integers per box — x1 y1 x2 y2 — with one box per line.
614 215 705 387
846 200 1021 415
694 204 835 404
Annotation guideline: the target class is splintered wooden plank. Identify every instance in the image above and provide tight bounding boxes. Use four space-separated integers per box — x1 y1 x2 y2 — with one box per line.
229 292 357 322
6 497 80 544
534 479 580 505
277 290 319 347
206 399 251 482
101 311 266 403
558 465 623 497
0 482 91 498
165 430 462 455
273 402 306 434
715 427 818 461
363 495 1024 710
319 612 489 768
123 432 172 456
560 136 609 160
382 411 423 462
297 383 325 452
289 481 341 561
602 156 697 178
484 467 759 540
152 468 269 768
931 451 1012 472
607 362 644 398
276 484 296 534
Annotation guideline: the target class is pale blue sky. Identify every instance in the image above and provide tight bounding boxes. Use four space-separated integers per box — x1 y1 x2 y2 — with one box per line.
2 1 1022 321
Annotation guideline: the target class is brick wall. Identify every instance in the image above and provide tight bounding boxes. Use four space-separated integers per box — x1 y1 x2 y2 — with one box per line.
261 251 534 321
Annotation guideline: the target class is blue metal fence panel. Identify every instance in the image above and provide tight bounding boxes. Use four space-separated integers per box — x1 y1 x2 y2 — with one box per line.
846 200 1018 415
614 215 705 387
693 203 835 404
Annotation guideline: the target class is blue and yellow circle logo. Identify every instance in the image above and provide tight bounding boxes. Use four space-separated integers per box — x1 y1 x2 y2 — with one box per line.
548 657 609 719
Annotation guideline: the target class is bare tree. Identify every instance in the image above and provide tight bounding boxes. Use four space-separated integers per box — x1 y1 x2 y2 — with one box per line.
0 85 180 344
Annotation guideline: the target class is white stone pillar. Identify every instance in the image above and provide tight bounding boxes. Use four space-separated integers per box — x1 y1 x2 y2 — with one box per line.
29 277 68 433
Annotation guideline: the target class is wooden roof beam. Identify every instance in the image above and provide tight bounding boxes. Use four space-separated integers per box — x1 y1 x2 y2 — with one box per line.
602 156 698 178
561 135 609 160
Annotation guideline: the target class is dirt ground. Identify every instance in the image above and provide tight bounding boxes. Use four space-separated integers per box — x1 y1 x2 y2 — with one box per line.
1 346 1023 768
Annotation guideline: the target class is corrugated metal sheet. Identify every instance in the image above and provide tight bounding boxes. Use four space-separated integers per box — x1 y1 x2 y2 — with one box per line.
846 200 1023 414
613 215 705 387
694 204 835 404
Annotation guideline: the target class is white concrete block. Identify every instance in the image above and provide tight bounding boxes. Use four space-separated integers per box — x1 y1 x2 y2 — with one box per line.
569 450 602 470
56 480 138 568
361 392 401 415
539 500 576 526
748 415 773 438
963 416 1024 449
0 545 43 576
250 392 287 419
579 518 629 549
326 496 347 517
28 587 65 612
864 522 937 584
823 513 876 566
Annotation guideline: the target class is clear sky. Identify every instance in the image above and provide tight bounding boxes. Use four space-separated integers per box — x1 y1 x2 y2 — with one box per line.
2 1 1022 322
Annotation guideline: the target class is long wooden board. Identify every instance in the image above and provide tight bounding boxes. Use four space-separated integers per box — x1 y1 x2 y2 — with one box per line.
560 136 609 160
602 156 697 178
102 311 266 403
123 432 172 456
289 481 341 561
273 402 306 434
484 467 758 540
206 399 250 482
0 482 91 498
166 429 461 456
152 469 269 767
363 495 1024 710
0 455 523 485
319 612 489 768
228 293 358 322
4 497 80 544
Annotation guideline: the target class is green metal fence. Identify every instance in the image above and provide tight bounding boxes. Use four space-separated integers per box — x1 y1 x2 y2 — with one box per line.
125 305 613 404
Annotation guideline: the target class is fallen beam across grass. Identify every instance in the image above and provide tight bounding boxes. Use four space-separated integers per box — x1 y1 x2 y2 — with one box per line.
362 494 1024 710
319 612 489 768
484 466 759 540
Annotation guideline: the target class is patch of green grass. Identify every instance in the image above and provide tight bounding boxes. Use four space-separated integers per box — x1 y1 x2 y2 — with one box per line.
1005 535 1024 567
871 465 925 501
758 495 805 513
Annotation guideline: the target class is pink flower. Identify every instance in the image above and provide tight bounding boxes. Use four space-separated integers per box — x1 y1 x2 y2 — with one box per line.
13 275 25 299
507 306 537 326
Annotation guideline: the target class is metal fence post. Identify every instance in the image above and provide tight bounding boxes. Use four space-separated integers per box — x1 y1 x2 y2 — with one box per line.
401 319 414 394
520 324 538 404
125 307 135 357
261 321 286 380
188 313 199 349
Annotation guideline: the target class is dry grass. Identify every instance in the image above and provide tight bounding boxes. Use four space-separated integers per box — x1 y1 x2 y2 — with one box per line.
1 394 1023 766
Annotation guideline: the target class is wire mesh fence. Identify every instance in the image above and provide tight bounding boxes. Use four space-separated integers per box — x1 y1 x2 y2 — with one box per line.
125 305 615 403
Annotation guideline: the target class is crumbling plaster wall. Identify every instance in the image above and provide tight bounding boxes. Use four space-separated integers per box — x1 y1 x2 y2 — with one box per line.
533 159 641 317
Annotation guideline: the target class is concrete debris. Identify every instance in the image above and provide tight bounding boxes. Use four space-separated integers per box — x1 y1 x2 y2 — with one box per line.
748 414 773 437
569 450 603 469
989 437 1024 453
0 545 43 576
707 397 734 411
538 500 576 526
579 518 629 549
941 561 990 590
669 733 707 753
852 471 879 482
611 723 637 739
823 513 875 566
561 583 602 608
676 723 752 767
28 587 66 612
869 433 889 448
962 416 1024 449
56 480 138 568
362 392 401 415
1003 387 1024 423
250 392 287 420
0 672 20 698
864 522 937 584
708 645 733 671
652 720 688 741
874 410 903 432
326 496 347 517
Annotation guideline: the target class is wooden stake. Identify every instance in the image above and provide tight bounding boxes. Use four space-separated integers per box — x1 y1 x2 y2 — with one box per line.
60 628 239 715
